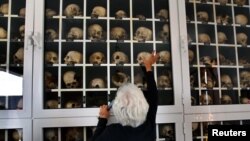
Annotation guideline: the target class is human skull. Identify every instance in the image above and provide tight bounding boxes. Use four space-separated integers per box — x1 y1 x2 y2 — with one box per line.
115 10 127 19
216 0 228 5
89 52 106 64
234 0 246 6
136 51 151 64
201 75 216 89
235 14 248 25
135 14 146 20
192 122 199 132
200 56 216 66
0 27 7 39
19 8 25 17
160 125 174 139
197 11 209 22
216 14 231 25
13 47 24 64
158 24 170 42
12 129 22 141
91 6 106 18
16 98 23 110
63 71 80 88
221 74 233 88
156 9 168 20
217 32 227 44
19 25 25 39
89 78 106 88
157 74 172 88
134 73 146 88
65 100 81 108
221 95 232 104
198 33 211 43
67 27 83 40
240 70 250 88
189 49 195 63
64 4 82 17
200 93 213 105
219 54 234 65
236 32 248 46
88 24 105 40
45 128 58 141
44 71 57 89
65 127 83 141
45 8 57 18
111 51 129 64
240 97 249 104
158 50 171 64
134 27 152 42
64 50 83 65
45 29 58 41
112 71 130 87
0 3 8 15
45 51 58 64
46 100 58 109
110 27 128 40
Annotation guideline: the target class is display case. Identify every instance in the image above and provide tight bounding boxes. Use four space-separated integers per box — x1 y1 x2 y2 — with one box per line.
33 0 183 118
184 112 250 141
0 0 34 118
0 119 32 141
179 0 250 114
33 114 184 141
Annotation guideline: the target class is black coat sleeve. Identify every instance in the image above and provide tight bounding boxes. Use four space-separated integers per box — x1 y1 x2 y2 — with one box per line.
91 118 109 141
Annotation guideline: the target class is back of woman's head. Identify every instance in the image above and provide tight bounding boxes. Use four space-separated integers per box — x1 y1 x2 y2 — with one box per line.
112 83 149 127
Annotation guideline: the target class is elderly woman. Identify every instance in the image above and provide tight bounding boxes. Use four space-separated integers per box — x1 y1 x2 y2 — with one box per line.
91 51 158 141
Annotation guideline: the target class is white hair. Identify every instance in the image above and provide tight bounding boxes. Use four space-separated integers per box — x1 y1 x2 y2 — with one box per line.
112 83 149 127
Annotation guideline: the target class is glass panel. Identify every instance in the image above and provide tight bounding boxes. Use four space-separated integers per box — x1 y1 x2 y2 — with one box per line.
0 128 23 141
185 0 250 106
0 0 26 110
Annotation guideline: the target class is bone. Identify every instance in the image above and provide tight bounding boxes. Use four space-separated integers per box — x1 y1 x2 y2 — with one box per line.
240 70 250 88
220 74 233 88
91 6 106 18
216 14 231 25
45 8 57 18
112 71 130 87
217 32 227 44
110 27 128 40
19 25 25 39
16 98 23 110
197 11 209 22
234 0 246 6
0 3 8 15
45 29 58 41
158 24 169 42
200 56 216 66
134 73 147 88
65 100 81 108
89 78 106 88
111 51 129 64
44 71 57 89
46 100 58 109
235 14 248 25
115 10 128 19
156 9 168 20
219 54 234 65
88 24 105 40
0 27 7 39
136 51 151 64
240 97 249 104
65 127 83 141
45 51 58 64
157 74 172 88
67 27 83 40
200 93 213 105
64 50 83 65
45 128 58 141
191 96 196 105
63 71 80 88
64 4 82 17
221 95 232 104
239 58 250 66
134 27 152 42
135 14 146 20
13 47 24 64
19 8 25 17
200 71 216 88
158 50 171 64
160 125 174 139
89 52 106 64
236 32 248 46
198 33 211 43
216 0 228 5
12 129 22 141
192 122 199 132
189 49 195 63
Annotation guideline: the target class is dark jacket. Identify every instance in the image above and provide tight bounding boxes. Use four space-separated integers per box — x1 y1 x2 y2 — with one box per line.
92 71 158 141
